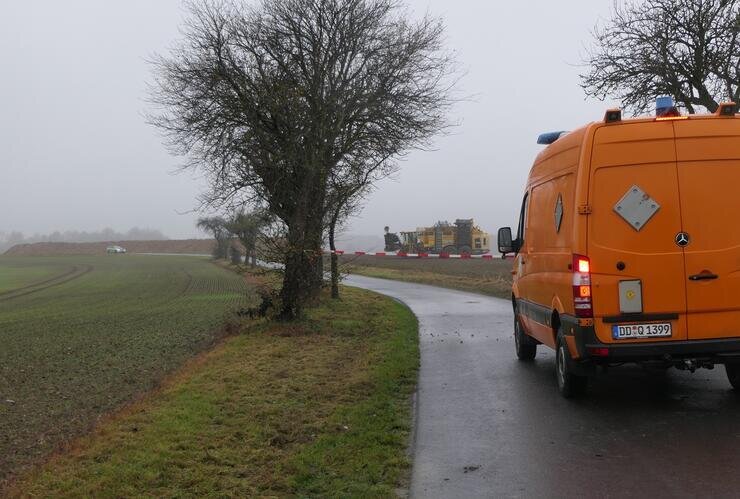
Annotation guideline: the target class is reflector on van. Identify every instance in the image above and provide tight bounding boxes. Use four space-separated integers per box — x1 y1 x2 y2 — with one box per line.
656 115 689 121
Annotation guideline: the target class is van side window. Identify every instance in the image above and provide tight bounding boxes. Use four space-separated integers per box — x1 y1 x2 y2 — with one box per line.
516 193 529 246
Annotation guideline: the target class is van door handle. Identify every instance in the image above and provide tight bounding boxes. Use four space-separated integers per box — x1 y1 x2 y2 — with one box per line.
689 272 719 281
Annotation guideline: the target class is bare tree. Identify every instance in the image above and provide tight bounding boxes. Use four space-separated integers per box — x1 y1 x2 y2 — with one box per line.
326 186 366 299
149 0 457 319
197 216 231 259
581 0 739 114
226 209 272 267
325 152 395 299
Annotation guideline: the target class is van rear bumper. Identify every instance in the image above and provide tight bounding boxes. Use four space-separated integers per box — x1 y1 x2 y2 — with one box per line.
576 328 740 364
564 316 740 364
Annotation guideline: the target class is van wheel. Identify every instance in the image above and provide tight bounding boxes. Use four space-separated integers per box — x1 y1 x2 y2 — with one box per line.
514 313 536 361
725 363 740 390
556 333 587 398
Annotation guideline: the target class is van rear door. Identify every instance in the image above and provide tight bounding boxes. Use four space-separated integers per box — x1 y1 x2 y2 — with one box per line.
675 118 740 341
587 122 688 343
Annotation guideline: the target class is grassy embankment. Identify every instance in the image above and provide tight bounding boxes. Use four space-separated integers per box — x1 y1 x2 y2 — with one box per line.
4 258 419 497
339 254 514 299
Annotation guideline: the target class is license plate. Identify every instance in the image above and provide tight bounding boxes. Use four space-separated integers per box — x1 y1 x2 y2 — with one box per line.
612 322 672 339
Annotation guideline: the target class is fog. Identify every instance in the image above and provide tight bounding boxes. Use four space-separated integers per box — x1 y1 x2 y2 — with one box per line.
1 1 618 245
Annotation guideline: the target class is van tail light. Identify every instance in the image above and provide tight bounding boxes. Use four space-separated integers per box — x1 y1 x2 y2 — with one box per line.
588 347 609 357
572 254 593 318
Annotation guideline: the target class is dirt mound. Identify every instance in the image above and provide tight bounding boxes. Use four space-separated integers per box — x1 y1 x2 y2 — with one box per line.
4 239 217 256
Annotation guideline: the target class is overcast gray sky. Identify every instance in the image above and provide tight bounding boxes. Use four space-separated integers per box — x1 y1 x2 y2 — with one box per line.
1 0 618 241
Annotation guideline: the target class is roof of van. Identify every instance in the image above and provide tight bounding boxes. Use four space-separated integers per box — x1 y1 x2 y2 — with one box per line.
529 112 739 183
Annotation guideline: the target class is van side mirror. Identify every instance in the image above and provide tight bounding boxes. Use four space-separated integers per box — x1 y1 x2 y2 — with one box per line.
498 227 516 255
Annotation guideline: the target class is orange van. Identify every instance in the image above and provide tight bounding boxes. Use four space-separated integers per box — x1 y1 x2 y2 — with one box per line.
498 98 740 397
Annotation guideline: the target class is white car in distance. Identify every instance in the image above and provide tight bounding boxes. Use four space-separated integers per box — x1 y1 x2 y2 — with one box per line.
106 245 127 254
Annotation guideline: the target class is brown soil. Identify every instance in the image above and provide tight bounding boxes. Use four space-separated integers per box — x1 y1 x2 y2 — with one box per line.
3 239 217 256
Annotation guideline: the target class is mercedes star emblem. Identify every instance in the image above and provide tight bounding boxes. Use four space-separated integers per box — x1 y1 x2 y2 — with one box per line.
675 232 690 247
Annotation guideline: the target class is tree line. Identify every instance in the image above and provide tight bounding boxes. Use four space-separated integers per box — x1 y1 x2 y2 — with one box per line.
196 210 273 267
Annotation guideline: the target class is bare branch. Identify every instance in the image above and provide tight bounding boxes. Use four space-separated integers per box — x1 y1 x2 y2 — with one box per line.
580 0 739 115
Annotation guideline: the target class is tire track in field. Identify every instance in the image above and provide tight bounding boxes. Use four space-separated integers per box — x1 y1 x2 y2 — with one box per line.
0 266 78 296
0 264 94 302
181 268 195 295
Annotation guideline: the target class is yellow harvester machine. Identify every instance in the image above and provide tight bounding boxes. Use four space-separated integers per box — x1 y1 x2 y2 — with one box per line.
384 219 491 255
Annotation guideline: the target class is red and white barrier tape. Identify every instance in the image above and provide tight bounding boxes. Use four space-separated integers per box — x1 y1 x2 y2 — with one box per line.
327 250 495 260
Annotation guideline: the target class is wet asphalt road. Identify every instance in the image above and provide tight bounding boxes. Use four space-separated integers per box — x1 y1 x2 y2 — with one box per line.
344 275 740 499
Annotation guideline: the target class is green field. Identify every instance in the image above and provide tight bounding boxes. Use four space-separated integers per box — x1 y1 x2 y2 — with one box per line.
0 255 253 483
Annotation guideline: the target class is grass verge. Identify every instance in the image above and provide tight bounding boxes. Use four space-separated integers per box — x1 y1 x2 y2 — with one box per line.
8 285 419 498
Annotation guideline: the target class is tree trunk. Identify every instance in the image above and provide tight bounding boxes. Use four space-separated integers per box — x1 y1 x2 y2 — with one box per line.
278 164 327 319
306 185 327 295
280 239 318 319
246 237 256 268
314 250 324 290
280 247 308 320
279 214 324 320
329 209 340 299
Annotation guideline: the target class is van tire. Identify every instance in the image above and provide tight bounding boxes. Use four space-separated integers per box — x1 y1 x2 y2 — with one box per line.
556 332 587 398
725 363 740 390
514 313 536 361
